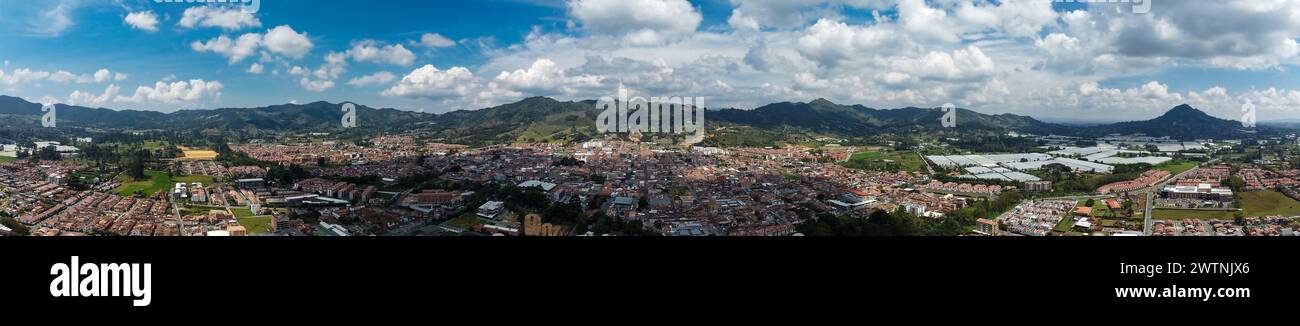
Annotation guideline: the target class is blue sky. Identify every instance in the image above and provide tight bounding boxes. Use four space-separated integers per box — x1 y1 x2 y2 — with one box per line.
2 0 1299 122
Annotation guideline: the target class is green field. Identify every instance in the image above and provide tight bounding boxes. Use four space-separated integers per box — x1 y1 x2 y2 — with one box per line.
0 156 19 164
1160 191 1300 219
141 140 169 150
443 213 484 229
230 207 256 218
1240 191 1300 217
114 170 172 197
1153 209 1236 220
841 150 925 172
1053 217 1077 233
114 171 215 197
237 216 274 234
1155 160 1198 175
172 174 216 184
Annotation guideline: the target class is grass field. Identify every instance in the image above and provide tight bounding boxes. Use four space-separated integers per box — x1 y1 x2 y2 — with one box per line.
172 174 215 184
114 171 215 197
1155 160 1198 175
1240 191 1300 217
443 213 484 229
230 207 256 218
0 156 18 164
1053 217 1077 233
237 216 274 234
114 170 171 197
1153 209 1236 220
141 141 169 150
841 150 925 172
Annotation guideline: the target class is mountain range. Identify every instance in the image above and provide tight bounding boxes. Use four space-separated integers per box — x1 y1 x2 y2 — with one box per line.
0 95 1278 144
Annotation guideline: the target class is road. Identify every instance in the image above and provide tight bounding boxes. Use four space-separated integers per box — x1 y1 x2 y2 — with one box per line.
172 201 184 236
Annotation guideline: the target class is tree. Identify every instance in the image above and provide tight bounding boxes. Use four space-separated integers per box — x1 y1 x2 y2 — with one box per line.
1085 199 1096 208
128 149 149 179
36 146 60 161
1228 176 1246 193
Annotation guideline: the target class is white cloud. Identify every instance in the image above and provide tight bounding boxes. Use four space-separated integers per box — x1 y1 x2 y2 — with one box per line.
889 46 995 82
346 71 397 87
299 78 335 92
568 0 702 46
191 25 314 63
262 25 314 59
247 63 264 74
1 68 122 86
492 58 603 95
67 84 120 106
346 41 416 66
179 6 262 30
796 19 915 68
93 69 112 83
727 8 759 32
48 70 79 83
414 33 456 48
727 0 899 30
116 79 224 104
191 33 263 64
124 11 159 32
292 52 348 92
382 65 478 99
33 3 75 37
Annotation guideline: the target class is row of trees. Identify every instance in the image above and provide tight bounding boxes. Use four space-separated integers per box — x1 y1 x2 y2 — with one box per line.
798 191 1024 236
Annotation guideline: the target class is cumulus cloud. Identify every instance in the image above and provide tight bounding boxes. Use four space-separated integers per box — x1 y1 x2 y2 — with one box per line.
191 25 313 63
796 18 915 68
67 84 120 106
191 33 264 64
262 25 314 59
727 0 899 30
414 33 456 48
346 40 416 66
1108 1 1300 69
124 11 159 32
116 79 224 104
93 69 112 83
492 59 603 95
346 71 397 87
247 63 264 74
290 52 348 92
3 68 122 86
382 65 478 99
568 0 702 45
0 69 51 86
179 6 262 30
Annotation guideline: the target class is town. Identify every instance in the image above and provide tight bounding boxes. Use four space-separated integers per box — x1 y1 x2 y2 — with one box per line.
3 130 1300 237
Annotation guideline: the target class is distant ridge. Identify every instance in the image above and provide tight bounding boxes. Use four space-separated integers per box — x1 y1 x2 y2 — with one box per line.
0 95 1281 142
